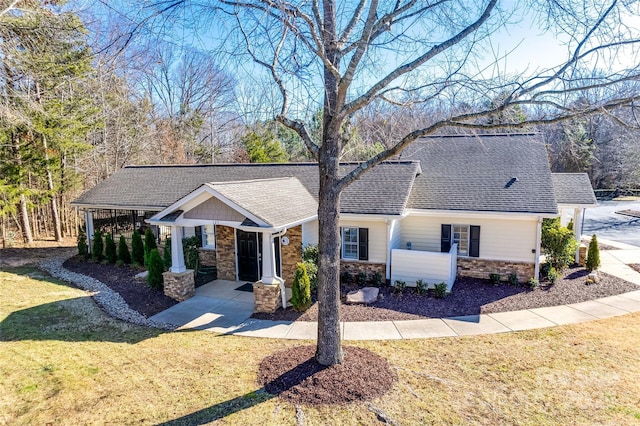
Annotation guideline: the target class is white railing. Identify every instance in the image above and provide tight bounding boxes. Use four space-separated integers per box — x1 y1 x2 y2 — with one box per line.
390 243 457 291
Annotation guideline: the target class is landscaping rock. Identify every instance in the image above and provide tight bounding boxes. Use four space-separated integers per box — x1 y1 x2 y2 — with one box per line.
135 271 148 281
346 287 379 304
586 271 600 285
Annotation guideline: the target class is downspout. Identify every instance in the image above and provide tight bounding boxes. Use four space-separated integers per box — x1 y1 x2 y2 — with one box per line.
534 217 542 281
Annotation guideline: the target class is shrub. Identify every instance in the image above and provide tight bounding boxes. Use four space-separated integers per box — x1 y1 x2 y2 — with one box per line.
508 273 519 286
371 271 384 287
541 218 577 270
117 235 131 264
586 234 601 272
92 230 104 261
77 229 89 258
357 271 368 286
302 245 318 292
291 263 311 312
143 228 158 267
131 231 144 265
163 238 172 270
393 279 406 294
547 266 559 284
526 278 539 289
341 270 353 284
104 234 117 264
433 282 448 299
489 273 501 284
567 219 574 231
302 244 318 265
415 279 427 295
146 249 164 289
182 236 201 270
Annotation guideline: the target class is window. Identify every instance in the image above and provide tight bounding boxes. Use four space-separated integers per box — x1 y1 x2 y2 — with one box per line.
202 224 216 249
453 225 469 256
341 227 369 260
441 224 480 257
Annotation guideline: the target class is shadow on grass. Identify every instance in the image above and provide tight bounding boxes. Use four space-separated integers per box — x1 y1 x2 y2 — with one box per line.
157 354 323 425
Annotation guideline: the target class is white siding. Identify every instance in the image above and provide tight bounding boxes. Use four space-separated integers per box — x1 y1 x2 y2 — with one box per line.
183 227 196 238
399 215 538 263
339 219 387 263
388 219 402 250
390 247 456 290
302 220 319 247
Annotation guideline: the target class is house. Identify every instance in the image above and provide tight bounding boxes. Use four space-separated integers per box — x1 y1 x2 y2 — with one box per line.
71 133 597 311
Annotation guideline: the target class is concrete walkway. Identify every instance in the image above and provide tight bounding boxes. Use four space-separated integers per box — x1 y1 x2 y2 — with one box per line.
149 242 640 341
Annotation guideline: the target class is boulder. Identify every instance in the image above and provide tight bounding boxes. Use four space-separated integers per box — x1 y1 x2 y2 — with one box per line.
135 271 148 281
586 271 599 285
346 287 379 304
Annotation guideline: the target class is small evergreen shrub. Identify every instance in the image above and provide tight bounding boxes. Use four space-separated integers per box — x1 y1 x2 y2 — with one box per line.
302 245 318 292
146 249 164 289
433 282 448 299
415 279 427 295
117 235 131 264
163 238 172 270
104 233 117 264
92 230 104 261
357 271 368 286
393 279 406 294
371 271 384 287
341 270 353 284
489 273 501 284
508 273 519 286
77 229 88 258
182 236 201 270
131 231 144 265
526 278 539 289
567 219 574 231
291 263 311 312
586 234 601 272
547 266 559 284
143 228 158 267
541 218 577 270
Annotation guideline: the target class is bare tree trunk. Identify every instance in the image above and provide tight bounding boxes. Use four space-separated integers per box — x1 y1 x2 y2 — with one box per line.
19 194 33 244
42 134 62 241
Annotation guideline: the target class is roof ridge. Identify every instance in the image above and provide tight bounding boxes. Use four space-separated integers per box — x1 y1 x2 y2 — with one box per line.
206 177 297 185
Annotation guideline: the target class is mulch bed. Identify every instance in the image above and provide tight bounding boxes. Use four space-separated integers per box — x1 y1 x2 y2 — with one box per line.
258 345 396 405
254 266 640 322
63 256 177 318
630 264 640 274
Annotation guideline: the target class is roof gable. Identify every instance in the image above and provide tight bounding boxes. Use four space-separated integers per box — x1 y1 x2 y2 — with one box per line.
551 173 597 206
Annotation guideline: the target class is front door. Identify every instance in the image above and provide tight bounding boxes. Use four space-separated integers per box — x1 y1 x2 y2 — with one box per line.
237 230 259 282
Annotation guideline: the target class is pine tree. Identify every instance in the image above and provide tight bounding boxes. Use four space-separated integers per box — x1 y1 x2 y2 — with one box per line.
146 249 164 289
586 234 601 272
117 235 131 264
163 238 172 270
104 233 117 264
131 231 144 265
92 230 104 261
291 262 311 312
143 228 157 267
77 228 88 258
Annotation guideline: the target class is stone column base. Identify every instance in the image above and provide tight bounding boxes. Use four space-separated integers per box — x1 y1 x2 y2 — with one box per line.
579 244 587 266
162 270 195 302
253 281 282 313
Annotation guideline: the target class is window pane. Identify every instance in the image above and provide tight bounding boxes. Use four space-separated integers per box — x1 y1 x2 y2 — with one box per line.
342 227 358 259
453 225 469 256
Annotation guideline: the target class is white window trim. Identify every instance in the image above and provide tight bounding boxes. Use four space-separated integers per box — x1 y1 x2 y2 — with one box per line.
452 224 469 257
202 223 216 249
341 226 359 260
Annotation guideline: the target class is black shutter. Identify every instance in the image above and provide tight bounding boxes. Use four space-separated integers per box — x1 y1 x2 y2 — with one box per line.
441 224 452 252
469 225 480 257
358 228 368 261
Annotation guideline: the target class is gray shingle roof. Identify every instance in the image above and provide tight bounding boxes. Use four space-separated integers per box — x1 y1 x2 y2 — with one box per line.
204 177 318 227
551 173 597 206
399 133 558 214
72 162 420 216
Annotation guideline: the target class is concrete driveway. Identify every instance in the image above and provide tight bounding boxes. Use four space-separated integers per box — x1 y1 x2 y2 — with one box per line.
583 200 640 247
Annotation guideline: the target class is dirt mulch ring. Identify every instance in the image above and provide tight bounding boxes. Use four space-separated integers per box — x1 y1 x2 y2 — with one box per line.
254 266 640 322
258 345 396 406
63 256 177 318
629 264 640 274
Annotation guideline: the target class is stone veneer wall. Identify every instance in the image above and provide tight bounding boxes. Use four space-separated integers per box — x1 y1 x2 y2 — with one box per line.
340 261 386 282
198 248 217 267
280 225 302 287
215 225 236 280
162 270 195 302
253 281 282 313
457 258 535 282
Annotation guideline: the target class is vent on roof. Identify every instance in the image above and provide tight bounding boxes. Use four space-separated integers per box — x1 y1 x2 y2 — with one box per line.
505 177 518 188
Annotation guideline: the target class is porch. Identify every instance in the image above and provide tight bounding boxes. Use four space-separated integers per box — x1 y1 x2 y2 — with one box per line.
390 244 458 291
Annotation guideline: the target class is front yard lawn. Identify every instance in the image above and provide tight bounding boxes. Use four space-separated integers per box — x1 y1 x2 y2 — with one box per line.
1 265 640 425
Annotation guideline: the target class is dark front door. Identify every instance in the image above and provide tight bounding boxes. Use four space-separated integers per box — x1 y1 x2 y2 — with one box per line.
237 230 259 282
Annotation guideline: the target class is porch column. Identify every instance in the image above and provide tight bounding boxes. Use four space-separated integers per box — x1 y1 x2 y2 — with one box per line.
260 231 278 284
85 210 94 254
170 225 186 273
573 208 583 264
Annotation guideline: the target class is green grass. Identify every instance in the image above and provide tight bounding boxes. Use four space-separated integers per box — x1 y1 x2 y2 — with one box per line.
1 266 640 425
